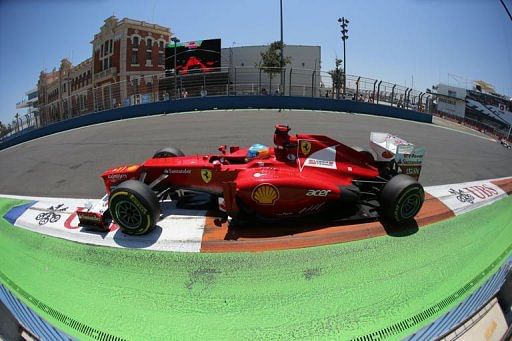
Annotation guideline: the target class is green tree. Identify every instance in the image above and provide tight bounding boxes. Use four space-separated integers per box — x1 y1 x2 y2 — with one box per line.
328 58 344 98
258 41 291 91
0 121 6 138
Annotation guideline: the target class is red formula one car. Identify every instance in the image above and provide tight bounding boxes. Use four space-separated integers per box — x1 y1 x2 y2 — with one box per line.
77 124 426 235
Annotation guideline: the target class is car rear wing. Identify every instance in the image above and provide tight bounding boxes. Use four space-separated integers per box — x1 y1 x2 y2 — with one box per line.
369 132 425 180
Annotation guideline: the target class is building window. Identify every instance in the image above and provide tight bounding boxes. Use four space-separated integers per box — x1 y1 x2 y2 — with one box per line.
132 79 139 93
146 51 152 62
109 39 113 54
147 38 152 50
105 41 109 56
101 44 104 57
131 50 138 64
448 90 456 97
103 58 109 70
109 56 112 69
63 83 66 92
158 53 164 65
159 41 164 50
133 36 139 48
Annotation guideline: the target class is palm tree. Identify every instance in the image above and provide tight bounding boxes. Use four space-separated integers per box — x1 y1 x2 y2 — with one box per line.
15 113 22 131
328 59 343 99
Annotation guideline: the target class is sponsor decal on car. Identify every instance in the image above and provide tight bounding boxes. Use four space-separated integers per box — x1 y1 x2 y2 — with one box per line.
395 146 425 180
300 141 312 155
108 174 128 180
201 169 212 183
305 159 336 169
251 183 280 205
128 193 148 215
306 189 331 197
298 202 325 215
300 145 338 171
168 169 192 174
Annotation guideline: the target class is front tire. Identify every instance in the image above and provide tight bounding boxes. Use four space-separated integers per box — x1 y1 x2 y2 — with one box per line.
152 146 184 158
380 174 424 223
109 180 160 235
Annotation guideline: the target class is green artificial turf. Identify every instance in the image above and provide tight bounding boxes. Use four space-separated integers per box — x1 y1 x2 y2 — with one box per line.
0 197 511 340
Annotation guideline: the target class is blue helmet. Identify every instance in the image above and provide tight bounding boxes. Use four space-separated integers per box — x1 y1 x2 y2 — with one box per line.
247 144 270 159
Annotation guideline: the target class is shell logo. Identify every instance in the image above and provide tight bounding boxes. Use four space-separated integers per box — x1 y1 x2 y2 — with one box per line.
251 183 280 205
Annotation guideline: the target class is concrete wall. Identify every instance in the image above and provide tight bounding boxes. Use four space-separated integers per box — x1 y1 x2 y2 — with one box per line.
0 96 432 150
221 45 321 96
436 83 467 118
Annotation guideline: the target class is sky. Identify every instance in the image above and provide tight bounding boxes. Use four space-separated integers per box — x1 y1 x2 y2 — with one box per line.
0 0 511 125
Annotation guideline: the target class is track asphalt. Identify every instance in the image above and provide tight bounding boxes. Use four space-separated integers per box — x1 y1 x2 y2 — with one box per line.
1 196 511 340
1 109 511 198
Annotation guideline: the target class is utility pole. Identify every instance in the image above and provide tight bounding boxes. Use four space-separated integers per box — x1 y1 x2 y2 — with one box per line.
170 36 180 99
338 17 349 96
280 0 285 95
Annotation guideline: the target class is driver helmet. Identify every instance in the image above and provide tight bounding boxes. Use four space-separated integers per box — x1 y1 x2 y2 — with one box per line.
247 144 270 160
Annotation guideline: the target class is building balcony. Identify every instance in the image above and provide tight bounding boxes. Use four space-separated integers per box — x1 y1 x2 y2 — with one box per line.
95 67 117 82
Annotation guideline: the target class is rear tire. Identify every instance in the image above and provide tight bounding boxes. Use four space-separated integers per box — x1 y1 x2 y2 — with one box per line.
152 147 184 158
109 180 160 235
351 146 375 163
380 174 424 223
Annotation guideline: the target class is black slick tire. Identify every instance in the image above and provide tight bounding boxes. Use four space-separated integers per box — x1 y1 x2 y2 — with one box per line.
379 174 424 223
109 180 160 235
152 147 184 158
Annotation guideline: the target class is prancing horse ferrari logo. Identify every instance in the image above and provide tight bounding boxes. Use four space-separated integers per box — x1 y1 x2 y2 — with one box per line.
300 141 312 155
201 169 212 183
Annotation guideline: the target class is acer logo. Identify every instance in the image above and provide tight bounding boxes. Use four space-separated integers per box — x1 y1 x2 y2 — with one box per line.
306 189 331 197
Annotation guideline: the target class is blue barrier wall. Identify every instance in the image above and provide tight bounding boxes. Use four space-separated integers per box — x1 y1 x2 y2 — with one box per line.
0 96 432 150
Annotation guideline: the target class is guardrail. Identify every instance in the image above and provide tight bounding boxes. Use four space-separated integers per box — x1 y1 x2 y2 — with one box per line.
0 95 432 150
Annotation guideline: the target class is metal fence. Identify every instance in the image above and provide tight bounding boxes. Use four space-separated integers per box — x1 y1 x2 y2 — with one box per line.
31 67 434 128
5 66 508 142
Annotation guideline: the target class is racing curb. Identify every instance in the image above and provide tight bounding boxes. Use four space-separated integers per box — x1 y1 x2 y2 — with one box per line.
1 176 511 253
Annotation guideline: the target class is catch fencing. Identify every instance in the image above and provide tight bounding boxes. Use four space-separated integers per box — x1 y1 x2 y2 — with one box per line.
31 66 434 130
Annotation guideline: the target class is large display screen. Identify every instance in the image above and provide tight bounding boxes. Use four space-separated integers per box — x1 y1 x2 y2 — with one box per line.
165 39 221 75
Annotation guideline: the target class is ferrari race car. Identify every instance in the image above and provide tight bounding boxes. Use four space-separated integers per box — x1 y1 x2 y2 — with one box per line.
77 124 426 235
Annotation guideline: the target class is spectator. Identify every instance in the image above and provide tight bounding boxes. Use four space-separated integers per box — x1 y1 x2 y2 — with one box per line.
200 87 207 97
261 88 268 96
181 88 188 98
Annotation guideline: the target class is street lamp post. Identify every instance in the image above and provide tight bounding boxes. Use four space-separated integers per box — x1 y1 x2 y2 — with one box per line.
170 36 180 99
337 17 349 96
280 0 284 95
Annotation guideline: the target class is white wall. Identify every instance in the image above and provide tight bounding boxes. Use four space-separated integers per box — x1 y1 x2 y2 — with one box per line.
221 45 321 96
436 83 467 118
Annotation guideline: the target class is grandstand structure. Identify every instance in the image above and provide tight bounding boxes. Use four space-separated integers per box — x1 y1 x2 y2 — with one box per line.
434 81 512 140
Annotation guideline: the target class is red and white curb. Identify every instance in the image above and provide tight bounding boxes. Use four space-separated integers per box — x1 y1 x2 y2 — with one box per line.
1 176 511 253
1 196 206 252
426 179 508 215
